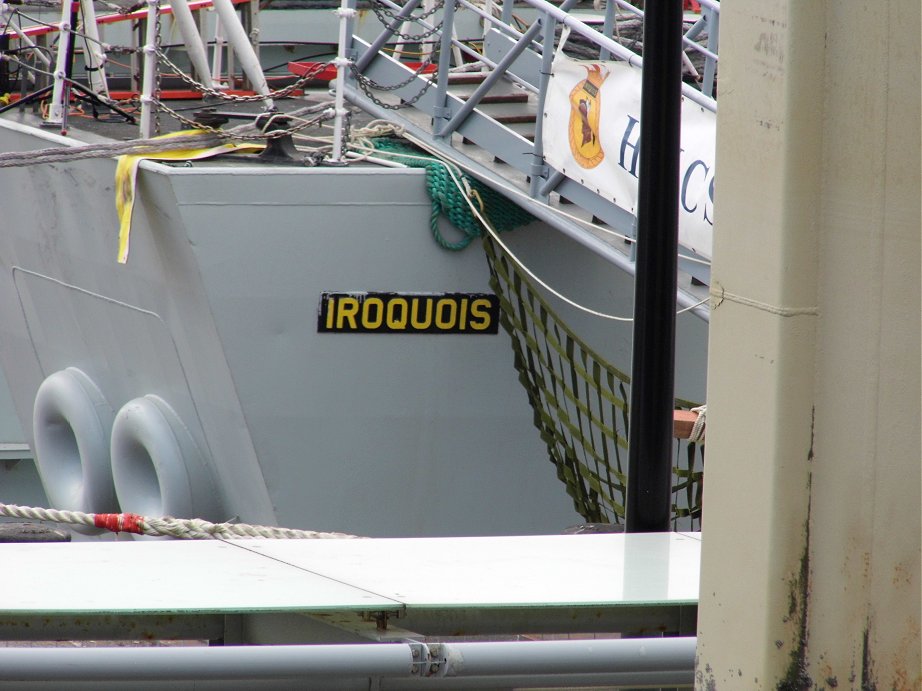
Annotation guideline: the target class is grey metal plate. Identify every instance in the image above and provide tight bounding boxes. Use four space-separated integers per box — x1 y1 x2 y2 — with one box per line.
228 532 702 609
0 540 400 615
0 534 699 617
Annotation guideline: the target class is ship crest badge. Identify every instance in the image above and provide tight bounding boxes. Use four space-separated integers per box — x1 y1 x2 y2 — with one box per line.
567 64 609 169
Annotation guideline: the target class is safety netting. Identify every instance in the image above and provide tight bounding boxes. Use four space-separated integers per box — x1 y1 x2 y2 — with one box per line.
482 234 704 528
367 135 704 528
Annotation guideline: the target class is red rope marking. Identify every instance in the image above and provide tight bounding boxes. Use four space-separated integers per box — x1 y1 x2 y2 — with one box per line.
93 513 145 534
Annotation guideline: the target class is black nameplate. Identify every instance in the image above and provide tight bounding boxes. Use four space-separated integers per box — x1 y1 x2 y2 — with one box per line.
318 292 500 334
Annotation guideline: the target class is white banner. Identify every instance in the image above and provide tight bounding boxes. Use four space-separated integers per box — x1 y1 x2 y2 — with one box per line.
544 54 716 259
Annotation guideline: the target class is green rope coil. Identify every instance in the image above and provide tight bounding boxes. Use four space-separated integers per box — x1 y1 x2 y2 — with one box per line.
369 137 534 250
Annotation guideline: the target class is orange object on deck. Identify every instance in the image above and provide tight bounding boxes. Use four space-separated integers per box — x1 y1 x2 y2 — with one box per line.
674 409 704 440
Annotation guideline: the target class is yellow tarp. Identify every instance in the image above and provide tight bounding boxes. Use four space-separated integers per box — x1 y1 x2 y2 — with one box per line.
115 130 264 263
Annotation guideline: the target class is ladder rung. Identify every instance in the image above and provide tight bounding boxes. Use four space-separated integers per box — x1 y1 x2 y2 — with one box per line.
461 93 529 105
494 113 537 125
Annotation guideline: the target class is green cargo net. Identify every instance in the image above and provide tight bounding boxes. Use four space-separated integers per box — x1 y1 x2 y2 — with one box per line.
482 234 704 528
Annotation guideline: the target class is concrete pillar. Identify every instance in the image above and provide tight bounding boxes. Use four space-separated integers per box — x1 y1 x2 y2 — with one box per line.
696 2 920 688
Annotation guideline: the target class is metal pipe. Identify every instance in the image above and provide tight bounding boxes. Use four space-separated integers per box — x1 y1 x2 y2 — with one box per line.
329 0 355 163
0 670 694 690
625 0 683 533
211 0 272 107
0 638 696 685
456 0 538 45
684 15 707 41
7 22 52 67
387 670 695 688
211 15 225 83
529 12 556 198
168 0 216 88
436 637 696 677
537 169 565 198
599 0 615 61
0 644 416 682
701 8 719 99
45 0 73 126
431 0 456 133
77 0 110 98
139 0 159 138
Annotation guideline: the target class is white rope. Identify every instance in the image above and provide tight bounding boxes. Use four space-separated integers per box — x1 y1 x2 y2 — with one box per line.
689 404 706 442
0 132 226 168
0 502 360 539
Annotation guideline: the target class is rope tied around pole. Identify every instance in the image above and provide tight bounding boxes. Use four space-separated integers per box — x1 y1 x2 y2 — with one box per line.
688 405 706 443
0 503 360 539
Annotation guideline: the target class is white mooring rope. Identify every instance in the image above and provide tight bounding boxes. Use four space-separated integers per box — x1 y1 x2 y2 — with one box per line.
0 502 360 539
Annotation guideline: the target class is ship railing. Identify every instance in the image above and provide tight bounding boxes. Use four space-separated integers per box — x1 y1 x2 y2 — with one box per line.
340 0 718 304
0 0 264 135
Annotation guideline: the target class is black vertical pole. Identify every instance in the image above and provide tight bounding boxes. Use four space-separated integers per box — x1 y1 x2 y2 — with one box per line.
625 0 683 533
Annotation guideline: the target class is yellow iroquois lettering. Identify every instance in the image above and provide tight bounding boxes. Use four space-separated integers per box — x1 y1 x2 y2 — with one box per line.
325 298 335 330
435 298 457 329
410 297 433 329
459 297 469 329
323 293 492 332
386 298 408 329
469 298 492 330
336 297 359 329
362 297 384 329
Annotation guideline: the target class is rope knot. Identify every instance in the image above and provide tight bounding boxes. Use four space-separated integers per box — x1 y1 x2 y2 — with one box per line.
689 404 706 443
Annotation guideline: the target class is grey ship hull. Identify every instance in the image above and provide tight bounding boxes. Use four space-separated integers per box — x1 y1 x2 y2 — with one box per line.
0 115 707 537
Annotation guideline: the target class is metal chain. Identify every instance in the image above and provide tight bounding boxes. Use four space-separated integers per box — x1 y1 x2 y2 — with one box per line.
351 64 435 110
371 0 448 33
370 2 445 42
153 100 229 135
153 1 162 134
350 56 435 92
371 0 444 24
156 49 328 103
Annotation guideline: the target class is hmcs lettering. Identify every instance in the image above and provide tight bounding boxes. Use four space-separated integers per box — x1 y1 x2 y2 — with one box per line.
617 115 715 226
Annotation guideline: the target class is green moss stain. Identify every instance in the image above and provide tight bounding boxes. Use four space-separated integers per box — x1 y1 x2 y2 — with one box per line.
777 412 815 691
860 625 877 691
777 499 812 689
